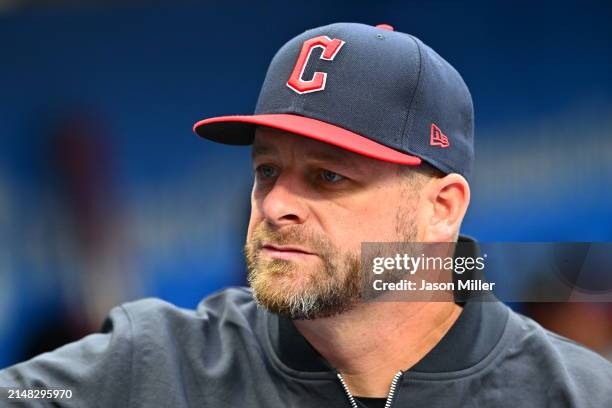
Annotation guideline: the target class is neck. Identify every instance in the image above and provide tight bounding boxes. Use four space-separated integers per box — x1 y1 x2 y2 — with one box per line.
293 301 462 398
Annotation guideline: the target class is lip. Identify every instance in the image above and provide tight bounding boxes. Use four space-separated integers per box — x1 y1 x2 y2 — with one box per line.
260 244 317 260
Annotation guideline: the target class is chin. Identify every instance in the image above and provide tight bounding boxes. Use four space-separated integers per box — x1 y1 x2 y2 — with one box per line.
263 267 319 293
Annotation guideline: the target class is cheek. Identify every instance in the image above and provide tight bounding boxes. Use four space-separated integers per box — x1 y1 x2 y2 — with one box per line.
362 210 399 238
321 202 401 251
341 196 410 243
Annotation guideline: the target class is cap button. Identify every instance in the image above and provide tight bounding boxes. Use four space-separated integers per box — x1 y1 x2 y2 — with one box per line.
375 24 394 31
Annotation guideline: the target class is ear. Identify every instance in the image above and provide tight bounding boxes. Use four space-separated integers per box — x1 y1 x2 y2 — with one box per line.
420 173 470 242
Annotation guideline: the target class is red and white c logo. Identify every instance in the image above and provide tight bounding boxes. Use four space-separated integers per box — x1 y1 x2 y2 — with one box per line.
286 36 345 94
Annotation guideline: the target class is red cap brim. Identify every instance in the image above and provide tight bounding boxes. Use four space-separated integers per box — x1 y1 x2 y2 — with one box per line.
193 113 422 166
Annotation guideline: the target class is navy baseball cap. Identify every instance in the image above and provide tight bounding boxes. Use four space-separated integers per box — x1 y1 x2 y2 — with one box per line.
194 22 474 179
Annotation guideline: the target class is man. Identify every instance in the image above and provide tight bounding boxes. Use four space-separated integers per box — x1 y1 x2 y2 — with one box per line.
1 22 611 407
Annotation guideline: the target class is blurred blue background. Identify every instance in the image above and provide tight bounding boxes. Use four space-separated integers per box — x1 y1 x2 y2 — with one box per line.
1 0 611 367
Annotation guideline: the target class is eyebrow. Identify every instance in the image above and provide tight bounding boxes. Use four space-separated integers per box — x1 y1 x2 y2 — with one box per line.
306 149 360 165
251 144 365 175
251 143 276 159
251 142 362 170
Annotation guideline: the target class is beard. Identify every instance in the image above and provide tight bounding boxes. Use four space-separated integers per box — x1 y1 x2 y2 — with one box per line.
244 208 416 320
244 223 362 320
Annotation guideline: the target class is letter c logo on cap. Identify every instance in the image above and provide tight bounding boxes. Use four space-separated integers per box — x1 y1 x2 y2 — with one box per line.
286 36 345 94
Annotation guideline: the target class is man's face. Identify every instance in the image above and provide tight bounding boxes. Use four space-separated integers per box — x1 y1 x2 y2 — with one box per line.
244 127 422 319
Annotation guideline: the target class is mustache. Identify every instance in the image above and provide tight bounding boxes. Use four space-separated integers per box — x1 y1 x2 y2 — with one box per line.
248 223 330 256
245 223 341 280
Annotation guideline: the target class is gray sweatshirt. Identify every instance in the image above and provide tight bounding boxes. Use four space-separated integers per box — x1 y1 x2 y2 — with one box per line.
1 287 611 407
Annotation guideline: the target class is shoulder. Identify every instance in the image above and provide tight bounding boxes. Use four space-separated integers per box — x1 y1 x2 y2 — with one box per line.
120 286 257 330
509 310 612 372
504 309 612 403
120 287 266 395
120 287 261 354
543 325 612 381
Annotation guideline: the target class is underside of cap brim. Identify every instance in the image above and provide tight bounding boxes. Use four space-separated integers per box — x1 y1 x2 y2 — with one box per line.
193 113 422 166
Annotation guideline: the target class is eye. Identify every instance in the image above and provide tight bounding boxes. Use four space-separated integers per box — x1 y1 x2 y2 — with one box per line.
320 169 346 183
255 164 278 180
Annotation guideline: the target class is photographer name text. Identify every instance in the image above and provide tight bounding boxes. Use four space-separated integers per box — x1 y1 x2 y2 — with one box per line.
372 279 495 291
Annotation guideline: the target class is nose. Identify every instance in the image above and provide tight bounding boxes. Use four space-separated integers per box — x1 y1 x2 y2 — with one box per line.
258 171 308 227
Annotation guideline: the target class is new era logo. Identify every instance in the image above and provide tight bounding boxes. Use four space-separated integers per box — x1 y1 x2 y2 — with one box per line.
430 123 449 148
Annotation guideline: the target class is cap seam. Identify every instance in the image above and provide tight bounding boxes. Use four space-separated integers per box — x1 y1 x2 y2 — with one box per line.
399 34 423 155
